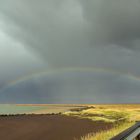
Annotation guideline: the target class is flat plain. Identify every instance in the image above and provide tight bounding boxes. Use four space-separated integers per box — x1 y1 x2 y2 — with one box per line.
0 104 139 140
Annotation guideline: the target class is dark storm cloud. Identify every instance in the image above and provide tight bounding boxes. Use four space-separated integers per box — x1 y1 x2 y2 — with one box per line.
1 72 140 104
1 0 140 103
80 0 140 47
1 0 140 67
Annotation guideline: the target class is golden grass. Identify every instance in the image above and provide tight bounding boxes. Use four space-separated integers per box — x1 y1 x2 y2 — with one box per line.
80 121 134 140
64 104 140 140
64 104 140 122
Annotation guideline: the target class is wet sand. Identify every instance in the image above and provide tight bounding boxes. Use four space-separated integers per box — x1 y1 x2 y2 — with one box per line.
0 114 112 140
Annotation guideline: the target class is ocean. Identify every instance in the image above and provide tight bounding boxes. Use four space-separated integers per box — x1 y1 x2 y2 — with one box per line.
0 104 79 114
0 104 49 114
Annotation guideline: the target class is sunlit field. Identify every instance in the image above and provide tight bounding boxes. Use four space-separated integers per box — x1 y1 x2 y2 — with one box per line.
0 104 139 140
63 104 140 140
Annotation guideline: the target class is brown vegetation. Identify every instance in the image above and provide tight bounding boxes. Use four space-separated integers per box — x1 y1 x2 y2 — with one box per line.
0 114 112 140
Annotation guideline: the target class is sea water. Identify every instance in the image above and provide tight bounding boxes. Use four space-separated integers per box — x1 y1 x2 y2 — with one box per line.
0 104 48 114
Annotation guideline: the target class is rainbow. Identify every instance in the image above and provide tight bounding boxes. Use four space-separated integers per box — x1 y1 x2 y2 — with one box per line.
0 67 140 92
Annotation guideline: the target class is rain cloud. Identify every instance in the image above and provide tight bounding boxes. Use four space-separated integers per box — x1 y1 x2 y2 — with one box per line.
0 0 140 103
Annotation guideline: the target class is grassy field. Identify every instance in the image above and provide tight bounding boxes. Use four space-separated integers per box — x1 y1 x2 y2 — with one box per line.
63 104 140 140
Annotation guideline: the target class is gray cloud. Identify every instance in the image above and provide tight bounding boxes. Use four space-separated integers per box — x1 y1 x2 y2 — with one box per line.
0 25 47 89
1 0 140 68
80 0 140 46
1 72 140 104
0 0 140 103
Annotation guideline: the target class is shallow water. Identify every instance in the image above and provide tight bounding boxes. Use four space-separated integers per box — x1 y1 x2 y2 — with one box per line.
0 104 80 114
0 104 49 114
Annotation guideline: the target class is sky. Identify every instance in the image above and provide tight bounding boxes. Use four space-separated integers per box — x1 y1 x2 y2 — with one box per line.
0 0 140 103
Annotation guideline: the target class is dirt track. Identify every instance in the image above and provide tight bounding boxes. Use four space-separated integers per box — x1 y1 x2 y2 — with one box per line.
0 114 112 140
